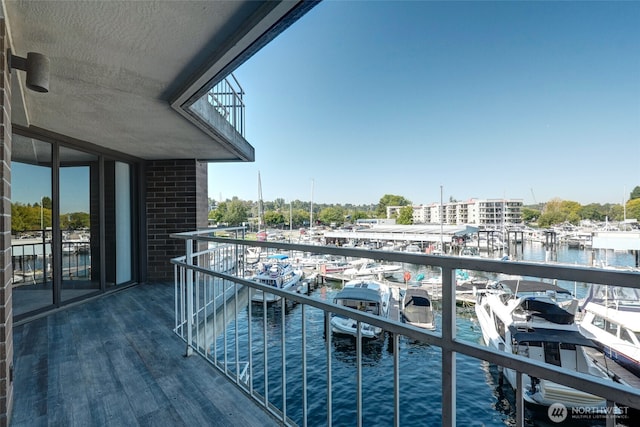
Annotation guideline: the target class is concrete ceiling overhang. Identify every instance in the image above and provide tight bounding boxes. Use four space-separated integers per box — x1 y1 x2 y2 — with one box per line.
1 0 318 161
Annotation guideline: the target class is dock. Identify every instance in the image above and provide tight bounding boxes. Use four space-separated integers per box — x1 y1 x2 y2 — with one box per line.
584 347 640 389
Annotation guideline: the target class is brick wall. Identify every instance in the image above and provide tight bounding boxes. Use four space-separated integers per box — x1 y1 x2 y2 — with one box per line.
146 159 208 281
0 20 14 427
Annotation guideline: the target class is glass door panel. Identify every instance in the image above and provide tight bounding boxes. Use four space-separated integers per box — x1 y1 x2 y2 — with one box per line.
59 146 100 301
11 135 53 316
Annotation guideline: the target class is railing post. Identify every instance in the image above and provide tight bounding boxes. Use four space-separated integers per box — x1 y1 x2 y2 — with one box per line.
442 267 456 426
185 237 194 356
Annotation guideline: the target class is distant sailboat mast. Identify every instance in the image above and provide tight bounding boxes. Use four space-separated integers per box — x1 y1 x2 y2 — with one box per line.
310 179 315 229
258 171 264 230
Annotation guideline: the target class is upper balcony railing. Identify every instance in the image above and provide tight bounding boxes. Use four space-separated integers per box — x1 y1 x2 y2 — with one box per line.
171 227 640 427
207 74 245 137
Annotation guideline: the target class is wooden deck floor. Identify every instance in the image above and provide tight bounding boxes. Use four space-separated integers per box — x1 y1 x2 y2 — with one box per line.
11 283 282 427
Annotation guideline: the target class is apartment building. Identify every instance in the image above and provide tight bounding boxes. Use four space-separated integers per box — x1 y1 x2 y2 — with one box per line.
387 198 523 226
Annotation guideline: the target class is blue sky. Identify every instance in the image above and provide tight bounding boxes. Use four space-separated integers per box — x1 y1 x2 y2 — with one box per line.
208 1 640 206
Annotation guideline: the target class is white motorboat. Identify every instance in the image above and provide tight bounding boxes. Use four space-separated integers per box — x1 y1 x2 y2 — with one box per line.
250 254 302 304
579 284 640 378
401 286 435 330
342 258 401 279
331 279 391 339
475 279 612 409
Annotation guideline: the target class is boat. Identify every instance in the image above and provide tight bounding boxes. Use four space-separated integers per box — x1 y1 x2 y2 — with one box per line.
342 258 401 279
578 284 640 377
250 254 302 303
401 286 435 330
475 278 613 409
331 279 391 339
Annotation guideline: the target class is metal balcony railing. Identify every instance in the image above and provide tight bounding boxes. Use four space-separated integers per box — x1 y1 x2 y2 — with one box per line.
171 227 640 427
207 74 245 137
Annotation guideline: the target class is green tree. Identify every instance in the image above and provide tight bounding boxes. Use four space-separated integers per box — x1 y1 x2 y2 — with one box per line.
264 211 285 228
630 186 640 200
608 204 624 221
318 206 345 226
350 210 371 221
209 201 227 223
626 198 640 221
223 198 249 226
397 206 414 224
559 200 582 224
290 209 308 228
375 194 411 218
580 204 605 221
521 207 540 223
11 203 27 232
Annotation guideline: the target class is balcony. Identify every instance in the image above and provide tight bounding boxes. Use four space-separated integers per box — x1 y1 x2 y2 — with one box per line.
12 228 640 426
167 228 640 426
11 281 281 427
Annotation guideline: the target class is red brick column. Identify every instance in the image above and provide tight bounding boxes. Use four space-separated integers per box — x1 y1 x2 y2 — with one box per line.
146 159 208 281
0 20 14 427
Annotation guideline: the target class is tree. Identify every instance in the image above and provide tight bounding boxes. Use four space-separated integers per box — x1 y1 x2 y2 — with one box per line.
264 211 285 228
375 194 411 218
209 201 227 223
580 204 605 221
626 198 640 221
521 207 540 223
318 206 345 226
350 210 371 221
630 186 640 200
397 206 414 224
42 197 52 209
224 198 249 226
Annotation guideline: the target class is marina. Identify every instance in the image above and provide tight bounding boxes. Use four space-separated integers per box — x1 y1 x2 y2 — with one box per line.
228 234 640 426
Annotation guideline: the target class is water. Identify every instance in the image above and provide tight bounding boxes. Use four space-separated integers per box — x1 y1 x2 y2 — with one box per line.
213 244 638 426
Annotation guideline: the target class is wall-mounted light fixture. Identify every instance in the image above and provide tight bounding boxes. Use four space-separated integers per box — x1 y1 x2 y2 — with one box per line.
7 49 50 93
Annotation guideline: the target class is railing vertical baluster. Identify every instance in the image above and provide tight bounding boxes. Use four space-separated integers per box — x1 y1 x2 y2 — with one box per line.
301 304 308 427
223 278 228 375
263 295 269 407
281 297 287 422
515 371 524 427
356 320 362 427
235 281 240 385
325 311 333 427
212 273 218 365
441 267 456 426
195 270 200 351
393 331 400 427
606 400 615 427
248 275 254 395
185 238 194 356
174 263 179 335
204 272 209 359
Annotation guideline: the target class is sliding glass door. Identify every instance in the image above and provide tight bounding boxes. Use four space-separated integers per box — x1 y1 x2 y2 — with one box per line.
59 146 100 302
11 133 137 319
11 136 53 316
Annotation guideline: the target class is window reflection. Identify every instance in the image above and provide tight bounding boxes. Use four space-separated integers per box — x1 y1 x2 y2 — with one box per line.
11 135 53 316
59 146 99 301
11 134 136 319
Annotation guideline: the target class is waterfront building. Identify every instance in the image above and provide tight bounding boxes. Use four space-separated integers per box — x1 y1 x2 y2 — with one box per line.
0 2 317 424
2 4 638 427
387 198 524 226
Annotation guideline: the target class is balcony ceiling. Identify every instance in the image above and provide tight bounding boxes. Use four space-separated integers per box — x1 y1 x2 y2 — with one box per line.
2 1 315 161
